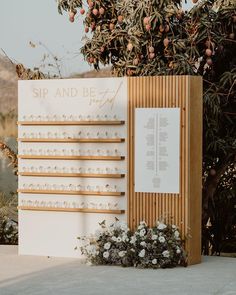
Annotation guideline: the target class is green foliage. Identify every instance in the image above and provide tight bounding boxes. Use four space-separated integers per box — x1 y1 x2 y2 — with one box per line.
57 0 236 254
0 193 18 245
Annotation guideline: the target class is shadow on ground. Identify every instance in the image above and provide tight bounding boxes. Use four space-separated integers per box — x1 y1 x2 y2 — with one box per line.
0 246 236 295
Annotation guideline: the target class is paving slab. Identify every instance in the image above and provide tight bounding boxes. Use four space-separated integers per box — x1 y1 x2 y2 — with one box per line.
0 246 236 295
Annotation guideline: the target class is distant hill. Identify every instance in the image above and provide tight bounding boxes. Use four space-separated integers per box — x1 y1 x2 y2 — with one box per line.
0 55 112 114
0 56 18 114
72 67 112 78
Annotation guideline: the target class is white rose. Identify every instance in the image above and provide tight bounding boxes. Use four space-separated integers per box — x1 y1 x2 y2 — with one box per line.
122 234 128 242
162 250 170 258
118 251 126 258
140 241 146 247
176 248 181 254
111 236 117 242
139 228 146 237
158 236 166 243
157 223 167 230
130 236 137 244
116 237 122 243
138 249 145 258
174 231 180 239
103 251 109 259
152 234 158 240
152 259 157 265
104 242 111 250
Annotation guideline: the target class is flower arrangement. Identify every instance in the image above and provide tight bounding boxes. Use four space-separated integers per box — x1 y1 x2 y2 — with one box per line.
78 220 187 268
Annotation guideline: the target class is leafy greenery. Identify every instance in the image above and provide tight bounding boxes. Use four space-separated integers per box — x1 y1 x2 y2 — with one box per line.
56 0 236 255
0 192 18 245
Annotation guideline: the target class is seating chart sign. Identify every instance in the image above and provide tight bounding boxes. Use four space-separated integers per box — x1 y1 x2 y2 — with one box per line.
135 108 180 194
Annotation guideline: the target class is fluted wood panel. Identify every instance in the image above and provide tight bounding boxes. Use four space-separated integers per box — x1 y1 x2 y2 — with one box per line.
127 76 202 265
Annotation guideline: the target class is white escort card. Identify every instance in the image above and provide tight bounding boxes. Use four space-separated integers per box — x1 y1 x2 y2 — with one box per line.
135 108 180 194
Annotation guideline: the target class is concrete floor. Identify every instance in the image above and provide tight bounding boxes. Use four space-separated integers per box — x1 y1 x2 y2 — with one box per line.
0 246 236 295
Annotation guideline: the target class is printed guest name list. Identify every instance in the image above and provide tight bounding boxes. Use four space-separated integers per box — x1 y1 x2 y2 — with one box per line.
135 108 180 194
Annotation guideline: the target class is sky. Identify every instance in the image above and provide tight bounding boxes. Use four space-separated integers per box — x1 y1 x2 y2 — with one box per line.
0 0 193 77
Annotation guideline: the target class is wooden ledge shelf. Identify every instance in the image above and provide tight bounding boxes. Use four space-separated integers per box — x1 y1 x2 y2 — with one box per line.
17 121 125 126
18 206 125 214
17 189 125 196
18 172 125 178
17 155 125 161
17 138 125 143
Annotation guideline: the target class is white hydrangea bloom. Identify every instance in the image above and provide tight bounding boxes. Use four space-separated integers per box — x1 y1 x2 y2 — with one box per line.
157 222 167 230
162 250 170 258
103 251 109 259
122 234 128 242
172 225 177 230
139 228 146 237
152 234 158 240
111 236 117 242
158 236 166 243
140 241 146 247
120 222 128 231
176 247 181 254
174 231 180 239
104 242 111 250
152 259 157 265
138 221 147 230
130 236 137 244
138 249 146 258
118 251 126 257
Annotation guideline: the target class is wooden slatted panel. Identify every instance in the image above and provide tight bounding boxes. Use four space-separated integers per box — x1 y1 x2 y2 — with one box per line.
127 76 202 265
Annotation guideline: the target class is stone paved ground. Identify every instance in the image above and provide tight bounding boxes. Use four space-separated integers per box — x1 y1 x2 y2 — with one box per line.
0 246 236 295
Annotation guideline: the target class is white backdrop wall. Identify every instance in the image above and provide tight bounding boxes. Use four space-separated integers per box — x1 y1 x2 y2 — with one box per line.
18 78 128 258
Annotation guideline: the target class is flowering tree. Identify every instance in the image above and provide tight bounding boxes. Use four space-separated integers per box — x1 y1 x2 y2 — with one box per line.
57 0 236 254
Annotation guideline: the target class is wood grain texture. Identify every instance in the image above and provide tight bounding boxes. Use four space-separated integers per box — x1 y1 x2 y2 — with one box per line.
18 206 125 214
17 138 125 143
17 189 125 196
17 155 125 161
17 121 125 126
127 76 202 265
18 172 125 178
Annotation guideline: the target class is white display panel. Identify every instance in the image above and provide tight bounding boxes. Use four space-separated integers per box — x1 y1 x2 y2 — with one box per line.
18 78 128 258
135 108 180 194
